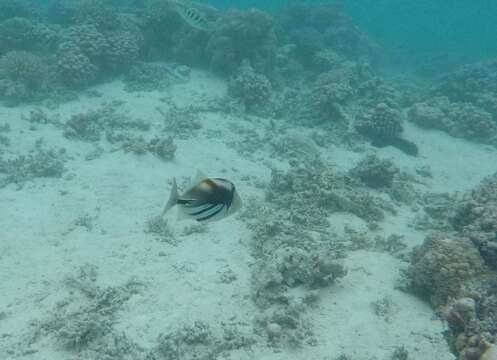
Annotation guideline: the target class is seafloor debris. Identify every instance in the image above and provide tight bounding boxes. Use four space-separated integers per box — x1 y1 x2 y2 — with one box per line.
156 104 202 140
30 264 144 358
151 319 256 360
121 135 177 161
0 139 67 189
144 215 177 245
63 101 149 142
349 154 399 189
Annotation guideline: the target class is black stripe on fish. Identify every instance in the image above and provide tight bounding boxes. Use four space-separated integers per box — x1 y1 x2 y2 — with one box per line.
189 203 218 216
209 178 235 208
212 180 234 209
196 204 225 222
178 198 196 206
188 9 204 23
198 203 224 218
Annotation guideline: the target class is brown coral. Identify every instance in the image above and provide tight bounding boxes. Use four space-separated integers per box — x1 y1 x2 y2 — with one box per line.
409 233 486 307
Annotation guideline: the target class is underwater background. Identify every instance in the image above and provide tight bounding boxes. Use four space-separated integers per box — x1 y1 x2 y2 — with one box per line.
217 0 497 64
1 1 497 360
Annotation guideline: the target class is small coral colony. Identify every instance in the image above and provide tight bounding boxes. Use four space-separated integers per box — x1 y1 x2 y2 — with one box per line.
1 1 497 359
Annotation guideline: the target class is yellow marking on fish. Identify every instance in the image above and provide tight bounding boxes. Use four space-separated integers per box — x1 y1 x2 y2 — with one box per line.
198 179 216 191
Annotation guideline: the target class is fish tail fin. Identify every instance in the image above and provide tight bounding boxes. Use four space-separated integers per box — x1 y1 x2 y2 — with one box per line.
162 177 179 216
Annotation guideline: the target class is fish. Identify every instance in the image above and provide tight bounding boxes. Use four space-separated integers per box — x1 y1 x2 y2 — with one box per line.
172 2 212 32
162 171 242 222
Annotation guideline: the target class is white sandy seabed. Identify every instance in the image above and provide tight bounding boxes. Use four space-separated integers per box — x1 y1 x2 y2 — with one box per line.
1 68 496 360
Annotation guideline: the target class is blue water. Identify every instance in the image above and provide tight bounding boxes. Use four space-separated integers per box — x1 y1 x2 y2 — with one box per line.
211 0 497 67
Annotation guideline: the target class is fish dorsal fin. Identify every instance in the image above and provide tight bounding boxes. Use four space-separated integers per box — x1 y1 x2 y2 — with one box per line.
191 170 209 186
182 170 209 193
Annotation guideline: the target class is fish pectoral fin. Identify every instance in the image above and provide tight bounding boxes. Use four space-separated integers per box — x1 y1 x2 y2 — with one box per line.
177 208 192 221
